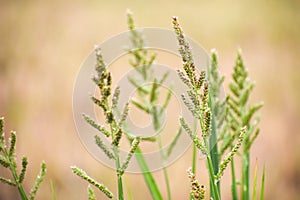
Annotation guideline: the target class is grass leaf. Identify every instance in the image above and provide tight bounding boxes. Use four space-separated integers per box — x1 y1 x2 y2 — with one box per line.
134 147 163 200
260 165 266 200
252 161 258 200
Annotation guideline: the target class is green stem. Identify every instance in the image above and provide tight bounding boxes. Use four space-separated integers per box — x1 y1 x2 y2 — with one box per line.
12 167 28 200
207 156 220 200
113 146 124 200
191 144 197 174
117 174 124 200
162 162 171 200
190 144 197 200
4 150 28 200
231 158 238 200
157 133 171 200
191 120 197 175
153 104 171 200
208 93 220 195
242 153 250 200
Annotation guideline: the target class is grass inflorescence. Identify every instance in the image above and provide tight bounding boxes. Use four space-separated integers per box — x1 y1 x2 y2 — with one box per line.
0 10 266 200
70 12 265 200
0 117 46 200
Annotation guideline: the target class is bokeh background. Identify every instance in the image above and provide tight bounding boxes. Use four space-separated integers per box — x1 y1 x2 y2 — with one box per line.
0 0 299 199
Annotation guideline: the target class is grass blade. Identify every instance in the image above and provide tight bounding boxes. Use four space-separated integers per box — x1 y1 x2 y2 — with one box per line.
231 159 238 200
252 161 258 200
260 165 266 200
134 147 163 200
208 94 220 195
50 180 57 200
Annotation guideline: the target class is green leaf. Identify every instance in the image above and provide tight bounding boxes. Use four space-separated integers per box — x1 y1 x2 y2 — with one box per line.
260 165 266 200
134 147 163 200
252 162 258 200
50 180 57 200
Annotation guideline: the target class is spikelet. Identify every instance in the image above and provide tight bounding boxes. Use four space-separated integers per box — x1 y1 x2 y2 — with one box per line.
187 167 206 200
29 162 47 200
94 135 115 160
71 166 114 199
19 157 28 183
118 137 141 176
215 127 246 180
83 114 110 137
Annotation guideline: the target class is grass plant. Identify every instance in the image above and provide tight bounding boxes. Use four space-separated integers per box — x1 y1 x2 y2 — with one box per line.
0 117 46 200
71 13 265 200
0 11 265 200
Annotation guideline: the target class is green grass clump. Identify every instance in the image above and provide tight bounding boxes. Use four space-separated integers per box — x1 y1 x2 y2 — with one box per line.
71 45 142 200
71 11 265 200
173 17 265 200
0 117 46 200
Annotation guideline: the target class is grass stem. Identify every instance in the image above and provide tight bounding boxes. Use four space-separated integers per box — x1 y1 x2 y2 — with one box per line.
208 88 220 196
242 153 250 200
3 148 28 200
231 159 238 200
113 146 124 200
207 156 220 200
157 135 172 200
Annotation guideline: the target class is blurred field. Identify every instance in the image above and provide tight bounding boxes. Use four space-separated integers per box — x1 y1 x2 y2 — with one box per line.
0 0 299 199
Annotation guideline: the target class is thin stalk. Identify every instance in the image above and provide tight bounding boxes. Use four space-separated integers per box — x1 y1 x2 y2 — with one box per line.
50 180 57 200
11 166 28 200
191 144 197 174
190 121 197 200
191 120 197 174
189 144 197 200
208 91 220 195
154 106 171 200
157 136 171 200
242 153 250 200
113 146 124 200
117 175 124 200
207 156 220 200
231 159 238 200
111 123 124 200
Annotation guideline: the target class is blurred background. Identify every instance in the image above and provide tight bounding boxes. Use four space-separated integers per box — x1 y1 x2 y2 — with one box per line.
0 0 299 199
